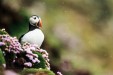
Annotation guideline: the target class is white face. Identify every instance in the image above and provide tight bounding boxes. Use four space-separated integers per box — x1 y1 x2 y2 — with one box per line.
29 15 40 26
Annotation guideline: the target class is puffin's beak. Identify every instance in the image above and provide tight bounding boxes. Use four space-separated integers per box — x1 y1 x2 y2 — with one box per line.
36 19 42 28
39 19 42 27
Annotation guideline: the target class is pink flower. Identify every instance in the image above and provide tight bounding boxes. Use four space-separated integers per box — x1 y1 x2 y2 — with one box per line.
33 54 38 58
30 47 36 51
24 62 32 67
34 58 40 63
57 71 63 75
0 42 5 46
26 54 33 60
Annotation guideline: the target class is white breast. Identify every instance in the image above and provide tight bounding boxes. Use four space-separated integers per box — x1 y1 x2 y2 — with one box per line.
21 29 44 47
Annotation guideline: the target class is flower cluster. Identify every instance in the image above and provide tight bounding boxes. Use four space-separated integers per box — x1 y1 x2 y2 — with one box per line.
22 42 50 69
40 49 50 70
0 29 63 75
0 32 50 69
0 34 23 53
22 42 41 67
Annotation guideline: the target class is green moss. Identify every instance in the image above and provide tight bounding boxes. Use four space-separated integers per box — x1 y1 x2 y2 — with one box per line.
0 49 5 65
21 68 55 75
32 51 46 69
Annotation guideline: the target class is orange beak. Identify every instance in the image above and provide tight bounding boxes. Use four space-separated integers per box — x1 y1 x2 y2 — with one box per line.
39 19 42 27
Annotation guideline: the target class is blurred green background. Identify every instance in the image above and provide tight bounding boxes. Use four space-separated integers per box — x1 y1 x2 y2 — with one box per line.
0 0 113 75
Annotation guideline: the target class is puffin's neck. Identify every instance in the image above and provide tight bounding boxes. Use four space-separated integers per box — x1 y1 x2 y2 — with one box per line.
29 23 40 31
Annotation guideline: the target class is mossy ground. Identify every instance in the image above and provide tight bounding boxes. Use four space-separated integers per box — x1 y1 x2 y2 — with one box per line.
21 68 55 75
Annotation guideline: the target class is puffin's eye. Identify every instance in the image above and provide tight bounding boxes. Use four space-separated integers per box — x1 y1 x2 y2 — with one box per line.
34 17 36 19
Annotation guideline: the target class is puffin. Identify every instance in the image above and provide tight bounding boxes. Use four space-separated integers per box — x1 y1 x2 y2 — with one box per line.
19 15 44 48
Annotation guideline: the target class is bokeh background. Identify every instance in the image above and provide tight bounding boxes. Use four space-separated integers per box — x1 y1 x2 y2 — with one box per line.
0 0 113 75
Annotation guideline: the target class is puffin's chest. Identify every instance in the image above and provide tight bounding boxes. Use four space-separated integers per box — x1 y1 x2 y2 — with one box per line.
21 29 44 47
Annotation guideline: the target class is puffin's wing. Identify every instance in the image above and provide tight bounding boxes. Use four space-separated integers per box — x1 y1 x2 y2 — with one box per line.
19 34 25 43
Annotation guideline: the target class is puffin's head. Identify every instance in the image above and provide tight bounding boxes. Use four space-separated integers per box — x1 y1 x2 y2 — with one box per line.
29 15 42 28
